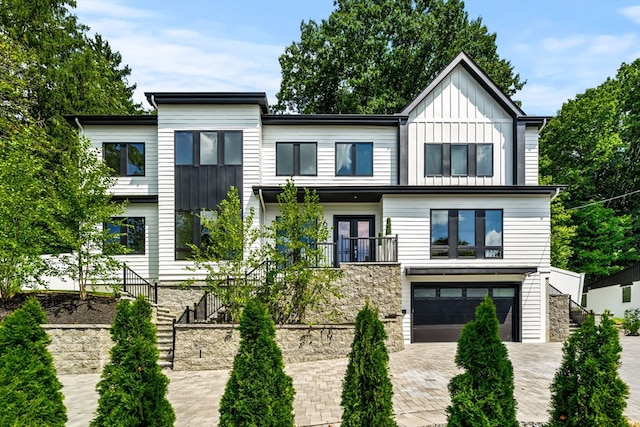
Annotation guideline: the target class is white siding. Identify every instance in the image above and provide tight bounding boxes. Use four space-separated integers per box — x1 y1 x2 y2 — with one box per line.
406 65 513 186
261 125 398 187
550 267 585 303
525 126 540 185
113 203 158 280
585 281 640 318
84 125 158 195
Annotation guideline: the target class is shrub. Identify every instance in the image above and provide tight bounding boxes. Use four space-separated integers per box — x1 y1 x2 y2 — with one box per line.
548 311 629 426
341 302 397 427
622 308 640 336
0 297 67 426
219 299 295 426
91 296 175 427
446 295 517 427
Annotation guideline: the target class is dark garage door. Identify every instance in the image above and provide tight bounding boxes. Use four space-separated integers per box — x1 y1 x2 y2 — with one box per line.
411 283 518 342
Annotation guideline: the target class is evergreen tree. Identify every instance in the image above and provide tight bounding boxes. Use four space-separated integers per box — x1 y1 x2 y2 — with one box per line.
219 300 295 426
446 295 517 427
548 311 629 426
91 296 175 427
0 297 67 426
341 302 396 427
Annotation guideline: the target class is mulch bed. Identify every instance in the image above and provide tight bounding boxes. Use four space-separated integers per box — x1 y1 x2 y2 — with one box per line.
0 292 118 324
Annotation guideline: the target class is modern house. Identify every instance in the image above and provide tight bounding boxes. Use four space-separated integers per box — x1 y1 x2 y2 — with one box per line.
583 262 640 317
68 52 561 344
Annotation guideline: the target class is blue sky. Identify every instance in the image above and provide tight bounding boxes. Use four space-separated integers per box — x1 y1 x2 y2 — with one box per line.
74 0 640 116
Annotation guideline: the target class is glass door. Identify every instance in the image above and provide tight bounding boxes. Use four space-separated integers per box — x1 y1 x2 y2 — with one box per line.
335 216 375 264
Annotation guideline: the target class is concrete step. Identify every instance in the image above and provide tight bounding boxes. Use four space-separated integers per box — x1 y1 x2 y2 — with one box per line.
158 360 172 369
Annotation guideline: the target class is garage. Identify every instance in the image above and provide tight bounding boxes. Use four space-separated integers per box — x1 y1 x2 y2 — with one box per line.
411 283 519 342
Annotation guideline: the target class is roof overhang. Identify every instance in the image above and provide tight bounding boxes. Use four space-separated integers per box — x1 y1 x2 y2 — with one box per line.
253 185 566 204
111 195 158 204
406 267 538 276
65 115 158 126
145 92 269 114
262 114 408 126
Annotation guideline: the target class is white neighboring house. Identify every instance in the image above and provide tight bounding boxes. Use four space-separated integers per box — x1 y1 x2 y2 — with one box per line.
550 267 585 304
583 263 640 317
65 52 562 343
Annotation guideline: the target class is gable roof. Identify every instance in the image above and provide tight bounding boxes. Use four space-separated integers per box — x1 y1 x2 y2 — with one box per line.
401 52 525 118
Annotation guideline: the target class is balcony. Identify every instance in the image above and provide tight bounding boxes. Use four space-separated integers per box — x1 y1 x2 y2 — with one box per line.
317 235 398 267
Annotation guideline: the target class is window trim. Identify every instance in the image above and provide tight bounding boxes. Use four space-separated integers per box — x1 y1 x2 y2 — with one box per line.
622 286 631 303
174 130 243 166
430 209 503 259
335 142 374 176
276 142 318 176
424 143 494 178
105 217 145 255
103 142 145 177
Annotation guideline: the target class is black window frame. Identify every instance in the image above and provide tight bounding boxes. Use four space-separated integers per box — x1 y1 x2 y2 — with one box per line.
335 142 374 176
276 142 318 176
174 130 243 166
104 217 145 255
175 209 223 260
430 209 503 259
622 286 631 303
103 142 145 177
424 143 494 177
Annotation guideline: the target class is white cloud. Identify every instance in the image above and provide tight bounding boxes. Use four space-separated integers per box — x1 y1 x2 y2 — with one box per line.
619 5 640 25
541 36 586 52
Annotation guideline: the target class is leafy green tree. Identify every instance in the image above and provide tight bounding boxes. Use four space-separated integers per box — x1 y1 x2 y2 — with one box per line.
91 296 175 427
219 300 295 426
275 0 524 114
263 179 342 324
548 311 629 426
0 298 67 426
446 295 517 427
549 195 577 270
341 303 396 427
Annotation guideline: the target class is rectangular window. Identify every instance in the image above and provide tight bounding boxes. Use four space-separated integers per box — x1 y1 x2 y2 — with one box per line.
175 130 243 166
430 209 503 259
476 144 493 176
105 217 145 254
336 142 373 176
424 143 494 177
175 211 195 260
276 142 317 176
451 145 468 175
103 143 145 176
622 286 631 303
425 144 443 175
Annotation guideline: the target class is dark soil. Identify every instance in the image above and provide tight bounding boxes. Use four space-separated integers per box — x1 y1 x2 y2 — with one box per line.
0 292 118 324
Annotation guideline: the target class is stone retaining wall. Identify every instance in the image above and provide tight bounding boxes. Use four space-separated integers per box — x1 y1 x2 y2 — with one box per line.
44 324 112 374
548 294 570 342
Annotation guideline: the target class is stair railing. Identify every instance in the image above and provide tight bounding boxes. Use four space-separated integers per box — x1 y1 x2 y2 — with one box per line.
122 266 157 304
549 283 590 326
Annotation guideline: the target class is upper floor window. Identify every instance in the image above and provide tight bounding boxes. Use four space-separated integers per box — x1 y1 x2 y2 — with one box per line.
105 217 145 255
276 142 317 176
103 143 145 176
425 143 493 177
175 130 242 166
431 209 502 259
336 142 373 176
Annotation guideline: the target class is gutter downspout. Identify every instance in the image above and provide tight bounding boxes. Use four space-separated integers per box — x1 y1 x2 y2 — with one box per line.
550 187 561 201
74 117 84 137
150 94 159 110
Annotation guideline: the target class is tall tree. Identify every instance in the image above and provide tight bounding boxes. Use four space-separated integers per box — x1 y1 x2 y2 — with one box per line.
275 0 524 114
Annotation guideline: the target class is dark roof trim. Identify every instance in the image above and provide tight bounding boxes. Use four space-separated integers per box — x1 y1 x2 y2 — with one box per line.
262 114 408 126
406 267 537 276
111 195 158 204
65 115 158 126
586 262 640 291
518 116 552 127
145 92 269 113
402 52 525 118
254 185 565 203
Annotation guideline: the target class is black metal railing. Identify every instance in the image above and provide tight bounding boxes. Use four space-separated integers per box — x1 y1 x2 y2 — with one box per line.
549 284 590 326
332 235 398 266
123 266 157 304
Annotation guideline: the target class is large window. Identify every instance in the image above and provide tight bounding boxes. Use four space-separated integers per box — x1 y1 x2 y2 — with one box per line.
431 209 503 259
103 143 145 176
105 217 145 254
175 210 220 260
276 142 317 176
336 142 373 176
175 130 242 166
425 143 493 177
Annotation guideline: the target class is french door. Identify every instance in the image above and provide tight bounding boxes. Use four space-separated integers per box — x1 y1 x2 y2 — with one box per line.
334 216 375 264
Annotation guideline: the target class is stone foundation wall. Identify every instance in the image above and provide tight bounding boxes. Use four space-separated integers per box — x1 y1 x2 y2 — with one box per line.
156 284 206 318
44 325 113 374
548 294 570 342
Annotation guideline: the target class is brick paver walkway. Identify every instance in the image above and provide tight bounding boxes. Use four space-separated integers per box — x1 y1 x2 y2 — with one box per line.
60 335 640 426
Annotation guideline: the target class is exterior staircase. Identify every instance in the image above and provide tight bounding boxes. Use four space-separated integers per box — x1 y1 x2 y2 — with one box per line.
155 305 175 369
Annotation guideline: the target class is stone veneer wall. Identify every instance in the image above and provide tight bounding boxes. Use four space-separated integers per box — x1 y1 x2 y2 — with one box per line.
156 284 207 318
44 325 112 374
548 294 570 342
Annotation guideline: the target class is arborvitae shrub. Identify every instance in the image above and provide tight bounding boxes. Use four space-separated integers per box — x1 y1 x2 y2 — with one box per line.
341 302 397 427
0 297 67 426
219 299 295 426
446 295 517 427
548 311 629 426
91 296 175 427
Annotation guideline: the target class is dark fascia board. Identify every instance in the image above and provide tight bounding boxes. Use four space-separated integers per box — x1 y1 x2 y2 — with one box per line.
406 266 537 276
401 52 525 118
254 185 566 203
65 115 158 126
518 116 553 127
262 114 408 126
111 195 158 204
145 92 269 114
585 262 640 291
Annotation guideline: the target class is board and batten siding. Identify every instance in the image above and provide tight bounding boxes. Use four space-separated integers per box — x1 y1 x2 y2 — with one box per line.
406 65 514 186
113 203 159 280
85 125 158 195
156 104 263 282
525 127 540 185
261 125 398 187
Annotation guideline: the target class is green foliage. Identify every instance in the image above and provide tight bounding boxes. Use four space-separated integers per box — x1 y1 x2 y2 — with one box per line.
0 298 67 426
446 295 517 427
548 311 629 426
547 192 577 270
219 300 295 426
341 303 396 427
91 296 175 427
622 308 640 336
263 179 342 323
275 0 524 114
